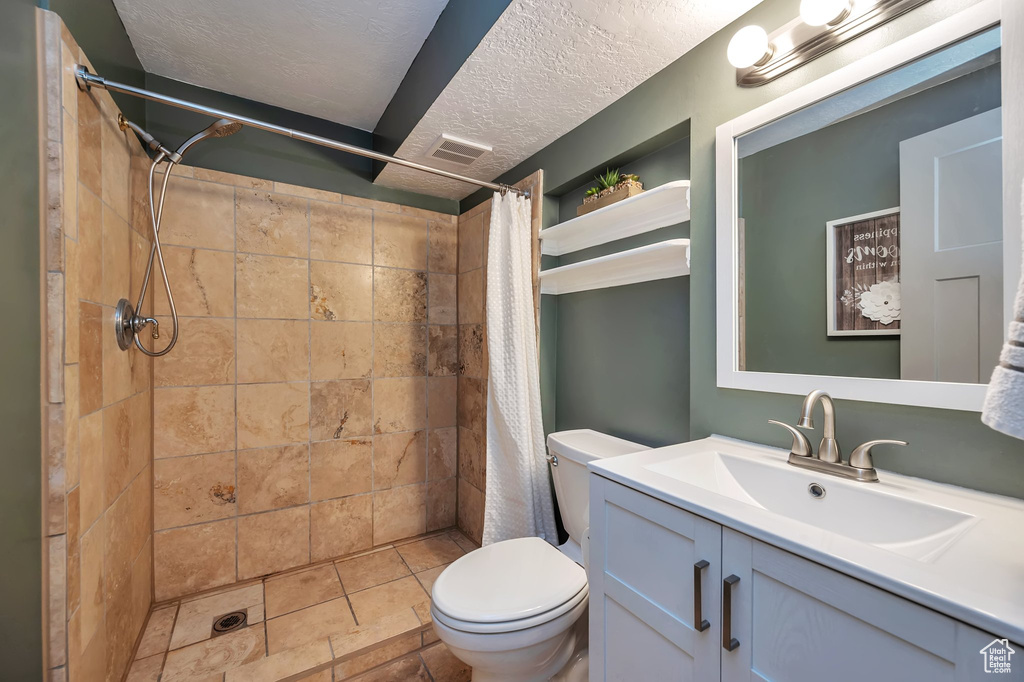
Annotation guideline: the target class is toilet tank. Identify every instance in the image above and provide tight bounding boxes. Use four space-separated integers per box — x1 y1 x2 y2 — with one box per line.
547 430 649 546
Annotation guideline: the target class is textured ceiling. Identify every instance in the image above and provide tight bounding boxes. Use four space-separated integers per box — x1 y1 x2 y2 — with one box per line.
376 0 764 199
112 0 449 131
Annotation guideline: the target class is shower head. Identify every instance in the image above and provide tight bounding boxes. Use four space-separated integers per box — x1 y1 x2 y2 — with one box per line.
174 118 243 157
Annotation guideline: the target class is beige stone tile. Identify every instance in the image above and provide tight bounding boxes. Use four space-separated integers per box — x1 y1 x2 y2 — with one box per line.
78 90 103 199
44 138 63 275
135 605 177 659
77 186 103 305
159 176 235 251
343 195 400 213
427 379 457 430
102 399 132 504
311 261 372 321
45 273 64 408
67 487 81 615
65 370 81 492
237 253 309 319
372 485 426 545
396 536 464 573
310 439 372 501
45 404 66 537
428 326 457 377
153 385 235 458
428 219 457 274
238 506 310 579
422 627 440 647
127 390 152 477
274 181 342 203
194 167 272 189
154 318 235 387
427 427 456 480
428 273 457 325
60 39 78 120
76 616 109 682
335 548 410 594
373 268 426 323
103 474 150 599
310 321 372 381
457 426 484 491
457 324 485 378
265 564 344 619
348 575 428 625
420 642 471 682
154 246 235 318
447 529 479 554
161 625 265 682
310 379 372 440
154 452 237 530
100 108 131 222
102 309 133 407
457 376 485 439
265 596 356 655
373 324 427 377
154 519 237 601
400 205 450 221
47 534 66 667
333 632 420 679
236 319 310 383
78 411 104 529
101 205 131 306
373 377 426 435
298 669 333 682
64 239 80 364
125 653 164 682
458 212 484 274
80 516 105 651
310 201 372 264
373 212 427 270
169 584 264 650
414 564 448 597
457 480 484 545
372 431 426 490
237 382 309 449
236 189 309 258
345 653 430 681
128 227 151 314
79 302 103 415
225 638 333 682
457 269 483 325
427 479 457 532
237 444 309 514
310 494 373 562
63 111 78 241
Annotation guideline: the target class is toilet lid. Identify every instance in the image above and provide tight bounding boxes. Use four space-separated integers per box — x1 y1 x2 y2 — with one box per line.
431 537 587 624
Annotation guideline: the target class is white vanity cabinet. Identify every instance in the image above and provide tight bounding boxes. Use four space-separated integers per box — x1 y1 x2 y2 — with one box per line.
589 475 1016 682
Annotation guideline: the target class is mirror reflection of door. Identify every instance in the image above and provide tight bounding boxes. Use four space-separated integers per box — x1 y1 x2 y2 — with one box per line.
899 108 1003 383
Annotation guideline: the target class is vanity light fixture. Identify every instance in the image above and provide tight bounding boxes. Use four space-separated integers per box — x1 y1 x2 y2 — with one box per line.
730 0 933 87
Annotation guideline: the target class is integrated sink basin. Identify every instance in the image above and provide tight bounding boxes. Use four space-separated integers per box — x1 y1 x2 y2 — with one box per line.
642 448 976 561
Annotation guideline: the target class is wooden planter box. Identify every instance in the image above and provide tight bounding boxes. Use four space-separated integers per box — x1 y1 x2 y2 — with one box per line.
578 182 644 216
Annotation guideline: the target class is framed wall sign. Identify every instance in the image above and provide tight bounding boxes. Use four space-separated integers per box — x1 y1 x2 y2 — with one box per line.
825 207 901 336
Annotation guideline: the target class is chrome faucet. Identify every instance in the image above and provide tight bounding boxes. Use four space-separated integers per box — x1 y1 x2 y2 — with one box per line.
769 390 908 482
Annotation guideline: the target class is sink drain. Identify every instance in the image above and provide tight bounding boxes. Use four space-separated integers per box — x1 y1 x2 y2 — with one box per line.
807 482 826 499
212 610 247 637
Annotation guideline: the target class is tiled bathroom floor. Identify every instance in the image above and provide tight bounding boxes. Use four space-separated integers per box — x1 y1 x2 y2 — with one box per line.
125 529 477 681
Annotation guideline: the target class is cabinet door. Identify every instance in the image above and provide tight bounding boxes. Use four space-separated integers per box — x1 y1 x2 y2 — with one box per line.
721 528 1022 682
589 475 722 681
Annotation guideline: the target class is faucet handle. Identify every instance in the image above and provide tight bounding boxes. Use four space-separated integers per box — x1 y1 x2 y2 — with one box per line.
768 420 813 458
849 439 908 470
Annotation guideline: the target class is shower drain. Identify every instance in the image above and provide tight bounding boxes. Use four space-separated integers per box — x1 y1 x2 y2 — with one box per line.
211 610 247 637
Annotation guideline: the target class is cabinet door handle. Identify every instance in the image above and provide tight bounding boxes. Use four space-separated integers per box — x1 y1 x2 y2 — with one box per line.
693 560 710 632
723 574 740 652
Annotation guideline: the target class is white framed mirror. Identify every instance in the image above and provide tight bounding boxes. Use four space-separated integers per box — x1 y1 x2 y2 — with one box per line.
715 0 1013 412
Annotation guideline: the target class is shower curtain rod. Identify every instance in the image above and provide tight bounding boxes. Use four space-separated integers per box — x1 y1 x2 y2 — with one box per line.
74 65 529 198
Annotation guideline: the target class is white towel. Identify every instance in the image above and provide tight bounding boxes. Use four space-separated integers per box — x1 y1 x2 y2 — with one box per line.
982 183 1024 439
482 191 558 546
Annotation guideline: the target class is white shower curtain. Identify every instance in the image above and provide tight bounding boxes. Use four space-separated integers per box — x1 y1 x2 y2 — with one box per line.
482 191 558 546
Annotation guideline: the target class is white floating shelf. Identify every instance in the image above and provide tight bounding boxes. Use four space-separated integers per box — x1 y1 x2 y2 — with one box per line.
540 180 691 256
539 239 690 295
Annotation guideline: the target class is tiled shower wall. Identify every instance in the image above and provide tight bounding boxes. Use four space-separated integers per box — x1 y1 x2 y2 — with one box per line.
456 172 543 544
148 164 461 601
41 11 155 682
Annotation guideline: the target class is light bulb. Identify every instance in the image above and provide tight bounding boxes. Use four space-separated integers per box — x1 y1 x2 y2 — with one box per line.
799 0 852 27
727 25 772 69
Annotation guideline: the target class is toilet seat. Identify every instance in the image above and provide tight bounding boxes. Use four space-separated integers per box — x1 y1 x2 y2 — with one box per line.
431 537 588 634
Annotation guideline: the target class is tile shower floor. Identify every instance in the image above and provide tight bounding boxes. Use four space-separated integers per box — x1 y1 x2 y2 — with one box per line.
126 529 477 681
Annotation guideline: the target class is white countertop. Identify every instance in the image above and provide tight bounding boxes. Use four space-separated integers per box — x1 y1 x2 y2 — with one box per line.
588 435 1024 643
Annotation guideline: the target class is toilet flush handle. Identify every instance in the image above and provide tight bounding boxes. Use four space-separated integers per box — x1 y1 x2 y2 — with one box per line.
546 453 558 466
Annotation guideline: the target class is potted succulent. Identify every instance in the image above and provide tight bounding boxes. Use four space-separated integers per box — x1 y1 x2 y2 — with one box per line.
578 168 644 216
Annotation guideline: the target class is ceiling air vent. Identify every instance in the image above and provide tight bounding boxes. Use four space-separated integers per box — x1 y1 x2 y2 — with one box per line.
425 134 492 169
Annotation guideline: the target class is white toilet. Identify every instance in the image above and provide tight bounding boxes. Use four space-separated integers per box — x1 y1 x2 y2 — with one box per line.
430 429 648 681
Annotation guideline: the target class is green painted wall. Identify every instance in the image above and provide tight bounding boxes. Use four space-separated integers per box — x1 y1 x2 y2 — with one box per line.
0 0 44 677
742 64 1001 379
547 138 691 446
469 0 1024 499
